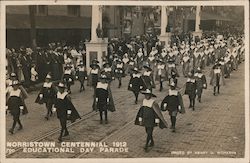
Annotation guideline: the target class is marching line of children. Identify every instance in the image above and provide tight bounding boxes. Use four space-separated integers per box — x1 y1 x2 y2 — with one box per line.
5 34 244 151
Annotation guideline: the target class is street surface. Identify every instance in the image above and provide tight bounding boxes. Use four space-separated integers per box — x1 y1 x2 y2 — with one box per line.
6 63 245 158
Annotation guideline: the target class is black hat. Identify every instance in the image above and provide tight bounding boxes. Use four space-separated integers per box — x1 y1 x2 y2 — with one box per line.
92 59 99 64
90 63 99 68
143 64 152 71
103 62 110 67
156 59 164 63
168 58 175 63
116 59 123 63
141 89 157 97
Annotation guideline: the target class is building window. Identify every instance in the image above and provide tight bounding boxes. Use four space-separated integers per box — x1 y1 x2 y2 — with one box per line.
35 5 48 16
67 5 80 17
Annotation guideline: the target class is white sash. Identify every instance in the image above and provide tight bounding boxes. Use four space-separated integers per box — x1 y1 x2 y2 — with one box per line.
57 92 68 100
168 64 175 68
104 67 112 72
143 71 151 76
187 78 195 83
10 89 21 97
183 56 189 62
214 69 221 74
117 63 123 68
96 82 108 90
142 99 155 108
78 67 85 72
91 69 99 74
43 82 52 88
169 89 178 96
133 74 141 78
64 69 71 75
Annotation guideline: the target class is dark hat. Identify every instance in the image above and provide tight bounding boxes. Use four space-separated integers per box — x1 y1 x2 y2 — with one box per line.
156 59 164 63
171 70 177 75
168 59 175 63
116 59 123 63
103 62 110 67
141 89 157 97
92 59 99 64
143 64 152 71
213 62 221 69
90 63 99 68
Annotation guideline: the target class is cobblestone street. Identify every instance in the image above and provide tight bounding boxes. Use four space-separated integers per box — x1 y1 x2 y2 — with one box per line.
6 63 245 158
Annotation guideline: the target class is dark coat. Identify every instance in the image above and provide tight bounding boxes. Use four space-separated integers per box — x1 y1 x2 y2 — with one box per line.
6 88 28 116
54 92 81 123
195 73 207 89
35 82 56 105
114 63 125 78
128 73 144 93
88 68 100 87
135 99 168 129
185 78 197 98
210 68 225 86
62 69 74 85
155 64 168 81
141 70 155 90
161 89 185 114
75 66 87 82
93 82 116 112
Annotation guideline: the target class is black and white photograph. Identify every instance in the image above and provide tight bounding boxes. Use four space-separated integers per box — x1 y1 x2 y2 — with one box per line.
0 1 249 163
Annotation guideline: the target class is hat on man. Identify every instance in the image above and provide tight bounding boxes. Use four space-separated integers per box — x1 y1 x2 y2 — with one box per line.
156 59 164 64
141 89 157 97
92 59 99 64
116 59 123 63
143 64 152 71
132 67 139 73
90 61 99 68
103 62 110 67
